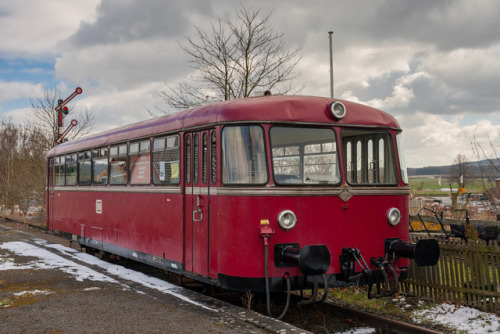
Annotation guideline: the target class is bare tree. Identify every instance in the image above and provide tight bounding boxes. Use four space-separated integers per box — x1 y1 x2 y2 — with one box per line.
0 120 46 216
28 87 95 150
158 6 302 111
471 131 500 202
449 154 472 190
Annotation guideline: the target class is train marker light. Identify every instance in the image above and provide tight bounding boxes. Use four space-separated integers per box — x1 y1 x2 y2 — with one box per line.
329 101 346 120
387 208 401 226
278 210 297 230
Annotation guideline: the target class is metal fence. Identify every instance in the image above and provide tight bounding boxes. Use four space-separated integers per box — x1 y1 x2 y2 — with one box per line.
402 236 499 312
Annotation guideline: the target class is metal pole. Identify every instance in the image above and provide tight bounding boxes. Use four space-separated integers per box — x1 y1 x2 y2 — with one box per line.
328 31 334 98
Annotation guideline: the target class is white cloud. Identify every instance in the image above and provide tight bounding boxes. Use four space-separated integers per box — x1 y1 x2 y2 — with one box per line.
400 113 500 167
0 81 43 105
0 1 99 58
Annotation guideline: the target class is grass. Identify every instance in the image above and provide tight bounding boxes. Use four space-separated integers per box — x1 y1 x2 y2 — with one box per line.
409 177 486 197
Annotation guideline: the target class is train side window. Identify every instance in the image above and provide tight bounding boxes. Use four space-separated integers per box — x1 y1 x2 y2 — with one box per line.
109 144 127 185
185 135 191 185
153 135 180 185
78 151 91 185
193 134 199 185
129 139 151 185
55 156 65 186
222 125 268 185
65 154 77 185
211 131 217 185
92 148 109 185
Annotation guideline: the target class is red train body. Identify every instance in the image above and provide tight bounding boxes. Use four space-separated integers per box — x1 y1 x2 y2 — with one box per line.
46 95 438 298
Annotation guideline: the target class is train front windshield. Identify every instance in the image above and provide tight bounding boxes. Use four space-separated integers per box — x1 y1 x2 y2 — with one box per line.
270 127 340 185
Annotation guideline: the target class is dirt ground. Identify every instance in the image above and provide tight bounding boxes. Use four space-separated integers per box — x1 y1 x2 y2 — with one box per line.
0 220 305 334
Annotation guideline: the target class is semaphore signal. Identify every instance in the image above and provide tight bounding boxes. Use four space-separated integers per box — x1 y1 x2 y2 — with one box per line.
55 87 83 145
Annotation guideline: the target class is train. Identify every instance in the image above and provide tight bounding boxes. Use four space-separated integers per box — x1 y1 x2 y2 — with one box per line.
46 95 439 317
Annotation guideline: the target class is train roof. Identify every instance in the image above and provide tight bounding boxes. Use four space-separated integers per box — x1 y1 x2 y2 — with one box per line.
47 95 401 157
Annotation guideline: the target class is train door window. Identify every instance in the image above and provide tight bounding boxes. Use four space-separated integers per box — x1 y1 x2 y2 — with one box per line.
211 131 217 185
65 154 77 186
129 139 151 185
92 148 109 185
153 134 180 185
55 156 65 186
193 134 199 185
78 151 91 185
185 135 191 185
109 144 127 185
342 130 397 185
222 125 268 185
202 133 208 185
270 127 340 185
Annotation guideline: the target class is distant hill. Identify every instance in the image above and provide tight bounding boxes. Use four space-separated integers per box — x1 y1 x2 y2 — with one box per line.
408 159 500 177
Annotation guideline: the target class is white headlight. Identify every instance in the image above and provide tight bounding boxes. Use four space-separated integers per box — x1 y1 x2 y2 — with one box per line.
329 101 346 120
277 210 297 230
387 208 401 226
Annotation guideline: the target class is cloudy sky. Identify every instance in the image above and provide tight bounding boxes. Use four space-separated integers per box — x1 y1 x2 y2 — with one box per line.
1 0 499 168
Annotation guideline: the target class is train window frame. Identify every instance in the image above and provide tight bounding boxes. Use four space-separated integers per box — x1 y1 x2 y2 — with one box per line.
65 153 77 186
78 151 91 185
221 125 269 186
152 134 180 185
129 139 151 185
109 143 128 185
341 129 398 186
270 126 341 186
92 147 109 186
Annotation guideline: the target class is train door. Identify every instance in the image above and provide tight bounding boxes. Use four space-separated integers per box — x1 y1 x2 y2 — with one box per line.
184 130 214 276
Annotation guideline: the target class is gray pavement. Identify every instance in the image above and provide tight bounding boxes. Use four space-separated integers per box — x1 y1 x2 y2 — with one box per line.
0 221 309 334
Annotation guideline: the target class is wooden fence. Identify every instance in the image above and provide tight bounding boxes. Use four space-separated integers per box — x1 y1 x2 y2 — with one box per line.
402 236 499 312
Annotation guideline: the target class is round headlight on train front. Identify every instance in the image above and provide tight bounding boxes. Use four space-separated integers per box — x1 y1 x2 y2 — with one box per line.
278 210 297 230
387 208 401 226
329 101 346 120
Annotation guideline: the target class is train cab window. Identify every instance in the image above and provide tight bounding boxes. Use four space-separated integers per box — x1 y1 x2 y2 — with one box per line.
342 130 397 185
396 133 408 184
270 127 340 185
65 154 77 186
129 139 151 185
152 135 180 185
222 126 268 184
109 144 127 185
78 151 91 185
55 156 65 186
92 148 109 185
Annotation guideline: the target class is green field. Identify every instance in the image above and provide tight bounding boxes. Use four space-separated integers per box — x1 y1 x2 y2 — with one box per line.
409 177 486 197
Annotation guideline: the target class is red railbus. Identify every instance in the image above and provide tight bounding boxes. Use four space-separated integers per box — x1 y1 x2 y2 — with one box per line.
46 95 438 316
